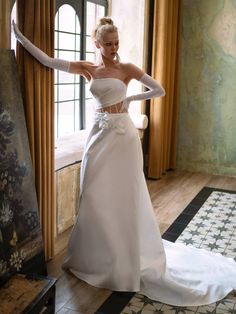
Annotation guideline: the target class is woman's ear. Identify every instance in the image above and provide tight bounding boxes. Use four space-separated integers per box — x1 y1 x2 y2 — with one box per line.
95 40 101 49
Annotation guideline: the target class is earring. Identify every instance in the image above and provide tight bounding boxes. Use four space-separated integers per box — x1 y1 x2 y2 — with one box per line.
116 53 120 62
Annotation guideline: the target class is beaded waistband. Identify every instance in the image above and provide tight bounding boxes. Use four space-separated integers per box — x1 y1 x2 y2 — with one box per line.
95 102 127 114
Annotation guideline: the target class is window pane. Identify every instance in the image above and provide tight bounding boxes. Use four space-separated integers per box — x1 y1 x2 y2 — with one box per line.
75 84 80 100
56 70 75 84
86 2 106 35
86 52 95 62
54 70 58 84
11 3 17 52
55 11 59 30
55 2 82 138
76 35 81 51
75 52 81 63
59 84 75 102
86 36 94 52
74 100 81 130
55 0 107 138
86 2 96 35
85 82 92 100
58 101 75 137
85 99 95 130
55 103 58 140
75 13 81 33
57 5 76 33
58 32 76 51
57 50 75 61
97 5 105 17
75 73 80 83
54 32 59 50
54 85 58 102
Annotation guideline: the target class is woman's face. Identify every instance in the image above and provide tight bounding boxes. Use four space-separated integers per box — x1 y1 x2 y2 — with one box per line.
97 31 119 60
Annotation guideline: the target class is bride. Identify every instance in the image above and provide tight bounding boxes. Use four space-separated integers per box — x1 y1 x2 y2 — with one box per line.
13 17 236 306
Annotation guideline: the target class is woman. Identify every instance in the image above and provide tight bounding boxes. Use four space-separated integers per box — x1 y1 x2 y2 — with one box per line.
13 18 236 306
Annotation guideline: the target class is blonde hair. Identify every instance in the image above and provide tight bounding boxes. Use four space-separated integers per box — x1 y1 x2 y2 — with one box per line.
92 17 118 42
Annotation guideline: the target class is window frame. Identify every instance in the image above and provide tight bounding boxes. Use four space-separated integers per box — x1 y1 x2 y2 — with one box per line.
55 0 108 138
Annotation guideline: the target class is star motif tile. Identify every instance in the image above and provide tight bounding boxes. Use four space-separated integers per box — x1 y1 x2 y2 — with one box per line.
121 190 236 314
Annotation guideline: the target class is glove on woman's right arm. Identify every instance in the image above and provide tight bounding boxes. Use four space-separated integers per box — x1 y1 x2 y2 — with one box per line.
12 20 70 72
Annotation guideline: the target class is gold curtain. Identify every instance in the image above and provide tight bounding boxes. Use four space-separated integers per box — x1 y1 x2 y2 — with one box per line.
148 0 181 179
16 0 55 260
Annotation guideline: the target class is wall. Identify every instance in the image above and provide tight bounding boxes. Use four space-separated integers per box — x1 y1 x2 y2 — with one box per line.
177 0 236 176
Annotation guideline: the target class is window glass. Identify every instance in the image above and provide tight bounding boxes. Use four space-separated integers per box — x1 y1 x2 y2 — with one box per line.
55 4 81 138
86 37 94 53
74 100 81 130
58 33 77 51
58 84 76 102
57 50 75 61
11 2 17 51
58 101 75 137
86 2 96 35
75 85 80 100
56 72 75 85
57 5 76 33
55 1 107 138
85 52 95 62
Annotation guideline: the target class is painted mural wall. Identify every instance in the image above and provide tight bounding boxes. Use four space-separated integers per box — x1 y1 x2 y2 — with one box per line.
177 0 236 176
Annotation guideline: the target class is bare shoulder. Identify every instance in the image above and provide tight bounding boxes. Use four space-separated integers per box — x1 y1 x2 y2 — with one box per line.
120 62 145 81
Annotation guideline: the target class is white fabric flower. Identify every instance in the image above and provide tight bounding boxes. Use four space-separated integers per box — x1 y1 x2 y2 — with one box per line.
94 112 126 134
94 112 110 130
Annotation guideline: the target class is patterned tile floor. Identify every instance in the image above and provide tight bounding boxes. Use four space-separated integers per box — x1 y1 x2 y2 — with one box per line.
121 191 236 314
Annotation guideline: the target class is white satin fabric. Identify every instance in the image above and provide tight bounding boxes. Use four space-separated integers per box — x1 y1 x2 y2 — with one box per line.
90 78 127 109
62 112 236 306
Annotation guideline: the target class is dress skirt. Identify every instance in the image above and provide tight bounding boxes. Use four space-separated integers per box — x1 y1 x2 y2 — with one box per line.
62 112 236 306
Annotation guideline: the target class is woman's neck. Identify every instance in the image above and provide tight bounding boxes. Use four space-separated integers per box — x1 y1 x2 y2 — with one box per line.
100 55 119 68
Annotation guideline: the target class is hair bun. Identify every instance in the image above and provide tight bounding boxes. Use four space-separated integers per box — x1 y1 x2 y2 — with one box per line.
99 17 114 26
91 17 117 41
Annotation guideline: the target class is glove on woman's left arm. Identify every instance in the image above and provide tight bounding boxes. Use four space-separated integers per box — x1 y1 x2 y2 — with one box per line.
123 73 165 108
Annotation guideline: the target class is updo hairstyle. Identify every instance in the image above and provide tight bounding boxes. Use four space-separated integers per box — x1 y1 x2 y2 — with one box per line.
92 17 118 42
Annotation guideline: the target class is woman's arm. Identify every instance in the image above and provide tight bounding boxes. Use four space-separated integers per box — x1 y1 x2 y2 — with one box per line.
12 20 92 76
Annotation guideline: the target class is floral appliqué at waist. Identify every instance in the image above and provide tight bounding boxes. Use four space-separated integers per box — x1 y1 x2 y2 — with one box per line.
94 112 127 134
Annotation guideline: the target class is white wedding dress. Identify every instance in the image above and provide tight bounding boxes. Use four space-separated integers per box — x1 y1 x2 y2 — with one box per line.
62 78 236 306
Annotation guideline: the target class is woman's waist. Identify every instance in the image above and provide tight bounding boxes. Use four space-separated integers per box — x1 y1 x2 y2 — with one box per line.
93 108 132 134
95 101 127 114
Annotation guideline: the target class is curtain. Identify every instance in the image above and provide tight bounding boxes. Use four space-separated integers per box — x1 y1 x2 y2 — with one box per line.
16 0 55 260
148 0 181 179
0 0 14 49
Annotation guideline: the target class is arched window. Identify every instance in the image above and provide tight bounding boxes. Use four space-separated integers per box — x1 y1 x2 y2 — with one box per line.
55 0 107 139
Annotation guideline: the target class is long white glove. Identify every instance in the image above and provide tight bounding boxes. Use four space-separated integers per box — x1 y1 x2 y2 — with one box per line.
12 20 70 72
124 73 165 108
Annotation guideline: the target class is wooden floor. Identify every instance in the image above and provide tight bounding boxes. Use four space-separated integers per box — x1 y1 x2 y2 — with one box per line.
47 170 236 314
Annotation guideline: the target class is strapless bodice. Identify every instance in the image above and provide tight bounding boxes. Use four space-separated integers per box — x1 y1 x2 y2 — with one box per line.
89 78 127 109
